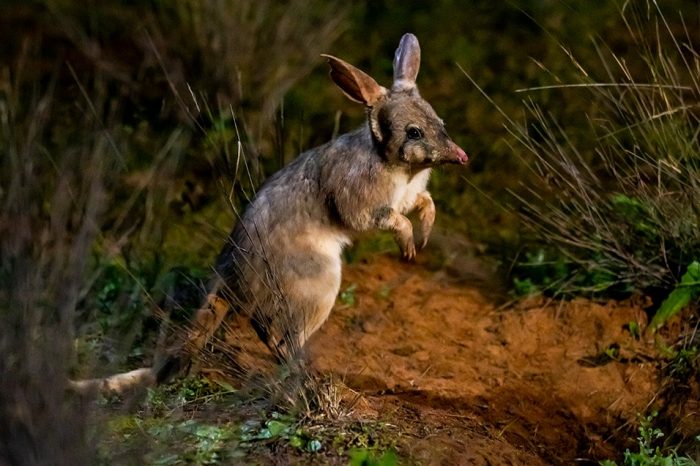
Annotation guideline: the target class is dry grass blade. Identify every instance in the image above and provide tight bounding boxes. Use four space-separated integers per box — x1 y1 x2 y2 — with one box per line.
507 5 700 295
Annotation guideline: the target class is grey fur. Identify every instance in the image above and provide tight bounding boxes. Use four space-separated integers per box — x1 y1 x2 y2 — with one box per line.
159 33 468 380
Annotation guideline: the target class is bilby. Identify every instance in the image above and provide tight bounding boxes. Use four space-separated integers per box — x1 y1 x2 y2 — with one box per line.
156 33 468 383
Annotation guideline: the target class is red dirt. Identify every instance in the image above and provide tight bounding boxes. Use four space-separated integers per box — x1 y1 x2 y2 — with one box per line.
304 254 663 465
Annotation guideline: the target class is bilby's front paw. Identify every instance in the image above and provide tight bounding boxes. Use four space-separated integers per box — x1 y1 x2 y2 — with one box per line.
373 207 417 261
418 208 435 249
400 237 417 261
392 213 416 261
416 192 435 249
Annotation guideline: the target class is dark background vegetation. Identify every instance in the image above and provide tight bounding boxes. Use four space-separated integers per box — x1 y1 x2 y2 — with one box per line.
1 0 698 464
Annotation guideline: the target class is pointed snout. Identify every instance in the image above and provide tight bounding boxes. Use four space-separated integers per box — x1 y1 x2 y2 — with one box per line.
447 140 469 165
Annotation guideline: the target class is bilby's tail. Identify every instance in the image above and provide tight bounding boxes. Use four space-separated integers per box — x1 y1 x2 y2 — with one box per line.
69 291 231 396
68 367 157 395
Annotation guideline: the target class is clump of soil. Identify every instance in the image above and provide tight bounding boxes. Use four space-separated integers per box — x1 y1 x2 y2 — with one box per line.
305 255 665 465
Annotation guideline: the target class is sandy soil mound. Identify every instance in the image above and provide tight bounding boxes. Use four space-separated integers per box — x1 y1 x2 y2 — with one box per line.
306 255 662 465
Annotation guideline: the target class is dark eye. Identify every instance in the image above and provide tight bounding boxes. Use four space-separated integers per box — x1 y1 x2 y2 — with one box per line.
406 127 423 140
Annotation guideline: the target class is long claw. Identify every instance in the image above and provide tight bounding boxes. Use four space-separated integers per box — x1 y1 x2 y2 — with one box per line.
401 241 416 261
419 237 429 250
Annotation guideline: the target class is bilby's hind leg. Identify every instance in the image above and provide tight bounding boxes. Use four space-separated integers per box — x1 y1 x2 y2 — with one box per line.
271 264 342 363
247 281 340 364
250 312 283 359
250 311 300 364
295 286 339 348
156 291 231 383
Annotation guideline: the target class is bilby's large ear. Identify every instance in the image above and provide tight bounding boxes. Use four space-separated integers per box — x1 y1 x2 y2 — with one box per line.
392 33 420 91
321 54 386 107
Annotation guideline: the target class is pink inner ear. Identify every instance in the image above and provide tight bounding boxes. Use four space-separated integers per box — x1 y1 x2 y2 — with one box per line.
328 67 366 104
323 54 385 106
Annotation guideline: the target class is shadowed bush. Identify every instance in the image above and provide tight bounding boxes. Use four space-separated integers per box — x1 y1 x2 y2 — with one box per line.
508 2 700 297
0 1 348 461
0 66 105 465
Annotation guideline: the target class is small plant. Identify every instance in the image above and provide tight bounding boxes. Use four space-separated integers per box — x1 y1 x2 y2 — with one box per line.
649 261 700 332
340 284 358 306
138 419 240 466
238 412 325 453
511 248 621 297
511 248 569 296
102 412 242 465
667 346 699 381
600 412 698 466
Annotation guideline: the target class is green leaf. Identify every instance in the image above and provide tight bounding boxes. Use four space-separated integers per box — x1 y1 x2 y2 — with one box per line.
349 449 370 466
340 284 357 306
627 321 640 339
306 439 322 452
288 435 304 449
348 449 398 466
649 261 700 332
649 287 693 331
265 420 289 438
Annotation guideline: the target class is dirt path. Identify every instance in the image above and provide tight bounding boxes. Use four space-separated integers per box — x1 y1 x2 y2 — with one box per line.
306 255 661 465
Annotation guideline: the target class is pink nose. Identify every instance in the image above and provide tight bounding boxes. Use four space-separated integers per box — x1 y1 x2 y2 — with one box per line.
449 141 469 164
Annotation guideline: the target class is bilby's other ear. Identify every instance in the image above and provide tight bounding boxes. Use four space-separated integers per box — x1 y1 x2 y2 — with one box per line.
392 33 421 91
321 54 386 107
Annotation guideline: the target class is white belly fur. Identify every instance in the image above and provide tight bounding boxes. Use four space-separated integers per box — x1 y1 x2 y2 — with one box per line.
391 168 431 214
